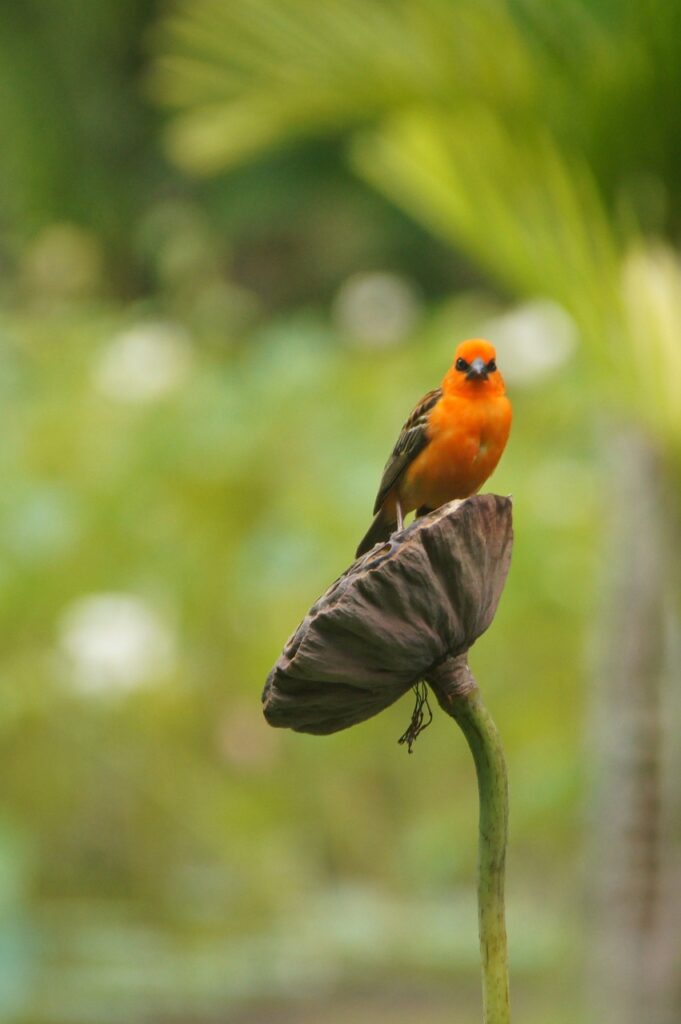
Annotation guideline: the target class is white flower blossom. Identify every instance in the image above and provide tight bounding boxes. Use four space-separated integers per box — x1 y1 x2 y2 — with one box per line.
58 593 176 694
483 300 578 386
94 321 193 402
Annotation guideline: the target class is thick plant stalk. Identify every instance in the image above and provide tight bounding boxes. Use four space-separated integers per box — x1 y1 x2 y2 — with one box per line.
430 655 511 1024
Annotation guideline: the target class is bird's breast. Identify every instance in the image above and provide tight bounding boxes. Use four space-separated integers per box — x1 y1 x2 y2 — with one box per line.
401 393 511 510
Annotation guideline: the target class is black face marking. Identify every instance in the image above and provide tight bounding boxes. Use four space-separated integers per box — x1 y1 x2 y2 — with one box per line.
455 357 469 372
487 359 497 373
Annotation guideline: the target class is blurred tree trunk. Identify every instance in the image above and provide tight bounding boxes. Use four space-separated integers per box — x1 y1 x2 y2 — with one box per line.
587 428 679 1024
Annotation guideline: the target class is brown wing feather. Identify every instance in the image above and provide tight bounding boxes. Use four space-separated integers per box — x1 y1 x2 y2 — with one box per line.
372 387 442 514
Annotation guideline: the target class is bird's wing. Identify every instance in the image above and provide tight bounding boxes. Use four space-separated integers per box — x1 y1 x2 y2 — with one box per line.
373 387 442 514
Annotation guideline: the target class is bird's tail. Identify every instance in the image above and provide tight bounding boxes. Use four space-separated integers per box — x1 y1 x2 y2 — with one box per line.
356 509 395 558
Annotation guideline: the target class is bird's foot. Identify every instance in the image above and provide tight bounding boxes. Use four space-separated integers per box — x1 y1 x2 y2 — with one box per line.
395 498 404 532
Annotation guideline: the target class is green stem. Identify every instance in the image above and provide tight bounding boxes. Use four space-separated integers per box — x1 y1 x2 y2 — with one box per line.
429 656 511 1024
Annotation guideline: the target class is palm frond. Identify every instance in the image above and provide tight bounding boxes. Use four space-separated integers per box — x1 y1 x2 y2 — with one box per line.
150 0 537 173
352 109 681 442
352 109 625 339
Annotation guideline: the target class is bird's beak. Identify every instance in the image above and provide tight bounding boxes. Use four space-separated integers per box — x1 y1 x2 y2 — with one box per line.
466 357 488 381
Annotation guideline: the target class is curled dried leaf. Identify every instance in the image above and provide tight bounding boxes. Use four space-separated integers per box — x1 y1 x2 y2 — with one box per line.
262 494 513 735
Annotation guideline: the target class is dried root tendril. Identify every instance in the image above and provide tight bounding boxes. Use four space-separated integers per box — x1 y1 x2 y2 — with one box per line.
398 681 433 753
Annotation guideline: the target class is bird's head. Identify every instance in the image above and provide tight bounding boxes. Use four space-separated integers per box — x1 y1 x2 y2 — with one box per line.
444 339 505 395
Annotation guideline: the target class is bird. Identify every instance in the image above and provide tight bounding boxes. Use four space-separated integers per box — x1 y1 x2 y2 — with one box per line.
356 338 512 557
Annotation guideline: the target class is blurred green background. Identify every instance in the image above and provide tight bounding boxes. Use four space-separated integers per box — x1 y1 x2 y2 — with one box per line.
1 2 680 1022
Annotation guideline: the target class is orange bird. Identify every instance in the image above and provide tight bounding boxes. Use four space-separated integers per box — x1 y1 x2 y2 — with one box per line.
356 338 512 557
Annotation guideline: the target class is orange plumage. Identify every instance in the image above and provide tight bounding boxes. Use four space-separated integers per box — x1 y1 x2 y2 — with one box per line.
356 339 512 557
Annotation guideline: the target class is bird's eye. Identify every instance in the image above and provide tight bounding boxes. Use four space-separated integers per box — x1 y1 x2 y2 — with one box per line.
455 357 469 372
487 359 497 373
